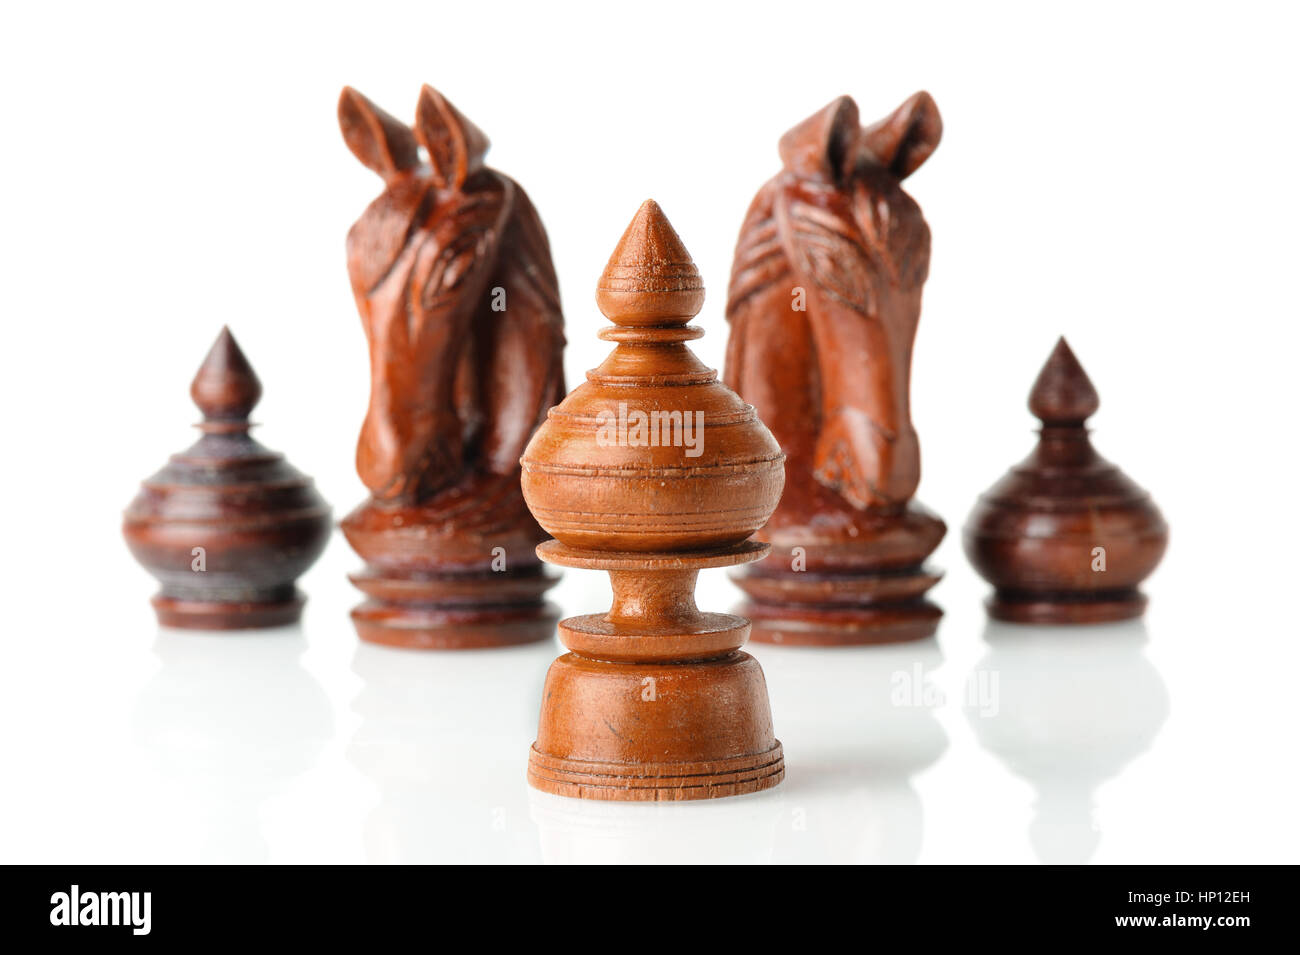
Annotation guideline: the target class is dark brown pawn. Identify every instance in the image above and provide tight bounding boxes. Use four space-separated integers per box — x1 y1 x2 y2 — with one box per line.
123 328 332 629
964 338 1168 624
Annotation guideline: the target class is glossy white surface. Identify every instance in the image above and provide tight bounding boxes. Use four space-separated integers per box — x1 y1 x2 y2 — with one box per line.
1 0 1297 864
1 544 1294 864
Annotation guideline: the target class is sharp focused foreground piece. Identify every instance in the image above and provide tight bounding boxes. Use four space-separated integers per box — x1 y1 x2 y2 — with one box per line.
337 85 566 649
521 200 786 800
964 338 1169 623
123 328 332 629
724 93 946 644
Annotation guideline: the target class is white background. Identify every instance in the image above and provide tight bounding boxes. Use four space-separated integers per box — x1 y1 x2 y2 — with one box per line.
1 0 1297 863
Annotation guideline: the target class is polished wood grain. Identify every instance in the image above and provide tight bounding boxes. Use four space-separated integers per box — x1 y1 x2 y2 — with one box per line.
521 201 785 800
964 338 1168 623
123 328 331 629
337 85 565 649
725 93 946 645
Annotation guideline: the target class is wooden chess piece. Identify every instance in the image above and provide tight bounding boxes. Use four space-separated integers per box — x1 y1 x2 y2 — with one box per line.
964 338 1169 623
521 200 786 800
123 328 332 629
725 93 946 645
337 85 566 649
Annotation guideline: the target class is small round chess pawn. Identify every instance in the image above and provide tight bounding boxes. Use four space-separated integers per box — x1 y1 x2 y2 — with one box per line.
964 338 1169 623
520 200 786 800
123 328 332 629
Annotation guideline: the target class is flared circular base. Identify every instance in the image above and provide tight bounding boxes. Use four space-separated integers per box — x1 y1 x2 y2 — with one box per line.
152 591 304 630
528 742 785 801
349 567 560 650
732 562 943 646
987 589 1147 625
742 599 941 646
353 603 560 650
529 650 782 802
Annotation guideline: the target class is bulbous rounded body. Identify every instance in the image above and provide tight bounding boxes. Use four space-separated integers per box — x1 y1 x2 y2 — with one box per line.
964 465 1168 596
124 470 331 600
521 373 784 553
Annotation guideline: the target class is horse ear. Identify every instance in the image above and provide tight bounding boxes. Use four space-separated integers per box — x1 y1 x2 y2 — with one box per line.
414 85 490 190
338 87 420 180
861 91 942 179
779 96 860 182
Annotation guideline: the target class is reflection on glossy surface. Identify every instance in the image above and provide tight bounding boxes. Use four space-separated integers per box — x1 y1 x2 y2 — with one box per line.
762 639 948 863
965 619 1169 863
530 787 784 863
348 639 555 863
526 639 949 863
131 626 333 862
120 613 1181 862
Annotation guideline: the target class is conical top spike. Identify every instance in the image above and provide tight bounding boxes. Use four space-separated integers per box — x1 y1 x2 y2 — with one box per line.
1028 337 1100 425
596 200 706 326
191 326 262 421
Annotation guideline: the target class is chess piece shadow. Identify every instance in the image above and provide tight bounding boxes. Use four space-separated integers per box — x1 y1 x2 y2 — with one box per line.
964 619 1169 863
131 626 332 862
756 639 948 863
347 640 555 862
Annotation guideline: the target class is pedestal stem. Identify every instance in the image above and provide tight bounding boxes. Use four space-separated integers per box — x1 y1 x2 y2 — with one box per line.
607 569 701 630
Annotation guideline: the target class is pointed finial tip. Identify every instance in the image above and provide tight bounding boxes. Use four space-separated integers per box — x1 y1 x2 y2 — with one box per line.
191 327 262 420
1029 336 1099 424
595 200 705 326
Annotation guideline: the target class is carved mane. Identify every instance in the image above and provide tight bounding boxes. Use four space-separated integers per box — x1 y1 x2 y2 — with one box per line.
339 85 565 504
725 92 941 511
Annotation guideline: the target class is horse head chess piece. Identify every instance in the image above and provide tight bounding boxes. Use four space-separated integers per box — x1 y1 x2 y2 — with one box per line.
726 93 946 645
337 85 566 649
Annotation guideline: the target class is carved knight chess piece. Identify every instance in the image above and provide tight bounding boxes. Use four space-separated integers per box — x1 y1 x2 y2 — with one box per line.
338 85 565 649
725 93 947 645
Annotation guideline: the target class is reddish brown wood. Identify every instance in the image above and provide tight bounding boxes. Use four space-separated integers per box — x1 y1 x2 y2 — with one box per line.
724 93 946 645
965 338 1168 623
520 200 785 801
123 328 332 629
337 85 565 649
